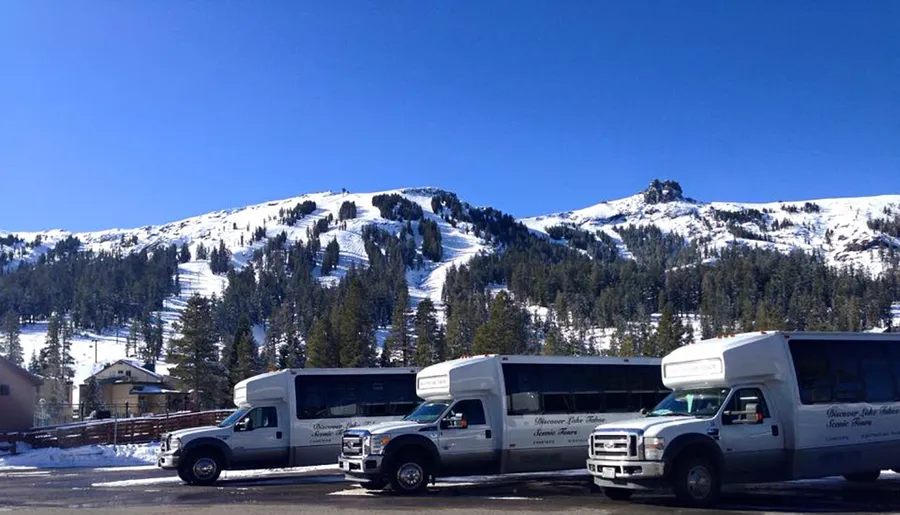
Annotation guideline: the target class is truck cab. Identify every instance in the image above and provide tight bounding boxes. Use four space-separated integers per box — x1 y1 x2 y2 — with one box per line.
338 357 503 493
157 371 291 485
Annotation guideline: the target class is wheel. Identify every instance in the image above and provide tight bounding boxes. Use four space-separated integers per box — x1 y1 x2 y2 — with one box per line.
360 479 387 491
843 471 881 482
603 487 634 501
387 454 429 495
671 455 720 508
178 452 222 486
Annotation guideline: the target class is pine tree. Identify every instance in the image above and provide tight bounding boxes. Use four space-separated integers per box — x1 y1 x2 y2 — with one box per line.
542 322 568 355
1 310 23 366
473 292 526 355
306 316 339 368
179 242 192 263
384 287 410 366
167 294 226 410
337 277 375 367
322 239 340 275
230 314 259 385
127 321 140 358
37 313 73 407
414 299 442 366
27 350 40 375
652 303 686 357
83 376 104 414
275 305 304 369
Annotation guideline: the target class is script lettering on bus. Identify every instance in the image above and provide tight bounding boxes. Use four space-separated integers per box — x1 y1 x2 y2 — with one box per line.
529 415 606 442
825 405 900 429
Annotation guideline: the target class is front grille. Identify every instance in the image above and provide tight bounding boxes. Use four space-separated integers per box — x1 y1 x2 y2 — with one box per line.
341 434 363 456
590 432 638 460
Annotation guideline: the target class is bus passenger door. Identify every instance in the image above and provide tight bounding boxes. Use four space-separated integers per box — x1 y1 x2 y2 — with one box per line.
438 399 500 476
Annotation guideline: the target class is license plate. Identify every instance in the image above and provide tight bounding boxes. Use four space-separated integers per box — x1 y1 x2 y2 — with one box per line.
601 467 616 479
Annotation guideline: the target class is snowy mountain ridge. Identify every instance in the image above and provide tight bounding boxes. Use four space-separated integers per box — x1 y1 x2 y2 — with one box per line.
523 180 900 277
3 181 900 404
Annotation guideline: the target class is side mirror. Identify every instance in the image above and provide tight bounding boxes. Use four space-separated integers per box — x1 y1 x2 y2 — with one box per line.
236 418 253 432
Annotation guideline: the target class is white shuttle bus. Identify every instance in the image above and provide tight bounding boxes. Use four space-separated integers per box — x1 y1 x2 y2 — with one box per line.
157 367 420 485
338 354 666 494
587 331 900 507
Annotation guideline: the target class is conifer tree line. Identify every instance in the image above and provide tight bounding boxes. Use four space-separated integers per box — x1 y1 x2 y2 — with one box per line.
0 192 898 410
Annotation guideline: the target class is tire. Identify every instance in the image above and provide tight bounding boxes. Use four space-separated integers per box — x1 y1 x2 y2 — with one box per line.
671 455 720 508
361 479 387 491
178 451 223 486
387 453 430 495
177 467 192 484
603 487 634 501
843 470 881 483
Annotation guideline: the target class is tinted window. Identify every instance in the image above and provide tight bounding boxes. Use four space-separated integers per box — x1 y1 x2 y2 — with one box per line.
790 340 900 405
295 373 420 419
790 341 834 404
502 363 667 415
447 399 486 426
860 346 895 403
888 346 900 399
830 344 864 403
384 375 419 416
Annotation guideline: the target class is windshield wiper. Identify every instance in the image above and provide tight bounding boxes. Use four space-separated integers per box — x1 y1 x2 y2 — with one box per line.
648 412 692 417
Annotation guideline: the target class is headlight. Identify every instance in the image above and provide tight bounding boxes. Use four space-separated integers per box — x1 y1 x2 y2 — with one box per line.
643 437 665 460
170 436 182 451
368 434 392 455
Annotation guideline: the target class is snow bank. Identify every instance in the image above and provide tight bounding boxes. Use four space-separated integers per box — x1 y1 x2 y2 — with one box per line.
0 442 159 470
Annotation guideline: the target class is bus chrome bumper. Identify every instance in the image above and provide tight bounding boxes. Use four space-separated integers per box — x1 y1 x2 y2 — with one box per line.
587 458 666 490
338 454 383 478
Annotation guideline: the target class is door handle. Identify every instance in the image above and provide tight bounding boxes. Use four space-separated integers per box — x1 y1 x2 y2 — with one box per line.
276 431 283 439
485 429 492 439
771 425 779 437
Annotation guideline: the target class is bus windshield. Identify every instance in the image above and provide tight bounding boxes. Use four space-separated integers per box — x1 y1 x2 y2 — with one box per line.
218 408 249 428
403 401 449 423
647 388 730 418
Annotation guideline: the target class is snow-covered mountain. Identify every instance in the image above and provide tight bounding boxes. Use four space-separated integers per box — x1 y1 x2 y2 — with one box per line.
523 180 900 277
3 181 899 401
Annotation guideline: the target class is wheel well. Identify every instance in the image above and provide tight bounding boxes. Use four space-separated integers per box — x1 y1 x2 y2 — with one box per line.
669 443 720 476
387 443 436 471
184 445 226 468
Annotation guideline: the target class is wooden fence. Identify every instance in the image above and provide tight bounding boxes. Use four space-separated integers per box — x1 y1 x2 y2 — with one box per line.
0 409 233 451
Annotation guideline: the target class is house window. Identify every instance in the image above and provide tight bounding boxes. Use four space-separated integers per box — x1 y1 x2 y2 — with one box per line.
0 384 10 396
126 371 132 377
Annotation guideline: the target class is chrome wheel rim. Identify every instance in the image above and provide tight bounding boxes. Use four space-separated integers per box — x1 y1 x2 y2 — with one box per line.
397 462 424 490
193 457 217 480
686 465 712 499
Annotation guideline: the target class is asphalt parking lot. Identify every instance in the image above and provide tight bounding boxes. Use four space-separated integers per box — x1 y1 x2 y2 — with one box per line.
2 466 900 515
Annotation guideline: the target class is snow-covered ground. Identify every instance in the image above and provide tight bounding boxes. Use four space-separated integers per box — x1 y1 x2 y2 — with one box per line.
0 442 159 470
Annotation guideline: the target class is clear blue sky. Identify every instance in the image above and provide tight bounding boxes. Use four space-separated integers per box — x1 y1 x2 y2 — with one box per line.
2 2 898 232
